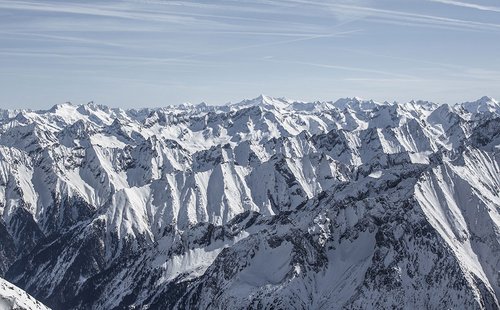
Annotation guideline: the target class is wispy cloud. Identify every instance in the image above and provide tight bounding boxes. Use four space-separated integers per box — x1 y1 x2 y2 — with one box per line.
427 0 500 13
0 31 129 48
0 0 326 29
125 28 362 67
0 0 350 42
265 58 416 79
0 49 215 67
0 0 194 24
344 77 424 82
264 0 500 32
1 0 499 108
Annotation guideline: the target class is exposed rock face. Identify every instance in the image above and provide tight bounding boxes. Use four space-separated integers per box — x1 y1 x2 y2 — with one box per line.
0 95 499 309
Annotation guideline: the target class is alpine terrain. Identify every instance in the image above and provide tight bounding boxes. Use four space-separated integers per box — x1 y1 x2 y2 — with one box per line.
0 95 499 309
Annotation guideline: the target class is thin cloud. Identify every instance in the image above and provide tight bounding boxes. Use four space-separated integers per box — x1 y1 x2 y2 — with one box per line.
344 78 424 82
0 50 217 67
265 58 416 79
265 0 500 32
1 0 499 108
0 0 318 27
0 31 129 48
0 0 343 39
428 0 500 13
0 0 208 25
128 29 362 67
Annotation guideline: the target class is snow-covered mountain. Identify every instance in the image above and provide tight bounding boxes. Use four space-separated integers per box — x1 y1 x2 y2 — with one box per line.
0 277 50 310
0 95 499 309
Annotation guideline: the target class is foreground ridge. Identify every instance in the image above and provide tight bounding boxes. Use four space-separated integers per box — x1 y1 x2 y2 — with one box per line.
0 95 499 309
0 277 50 310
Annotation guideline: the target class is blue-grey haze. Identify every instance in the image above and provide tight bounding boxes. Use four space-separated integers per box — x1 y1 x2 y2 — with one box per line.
0 0 499 109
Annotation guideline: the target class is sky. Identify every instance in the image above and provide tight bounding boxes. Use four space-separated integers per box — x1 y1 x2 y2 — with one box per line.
0 0 500 109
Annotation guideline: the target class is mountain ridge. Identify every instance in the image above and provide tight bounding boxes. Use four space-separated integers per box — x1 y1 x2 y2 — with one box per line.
2 94 497 117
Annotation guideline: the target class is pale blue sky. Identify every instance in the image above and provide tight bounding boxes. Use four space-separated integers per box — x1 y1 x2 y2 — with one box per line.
1 0 499 108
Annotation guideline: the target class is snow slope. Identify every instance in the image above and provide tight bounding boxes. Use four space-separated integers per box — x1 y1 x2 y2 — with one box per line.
0 277 50 310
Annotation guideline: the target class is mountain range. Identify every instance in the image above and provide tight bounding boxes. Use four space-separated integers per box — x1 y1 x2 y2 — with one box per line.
0 95 499 309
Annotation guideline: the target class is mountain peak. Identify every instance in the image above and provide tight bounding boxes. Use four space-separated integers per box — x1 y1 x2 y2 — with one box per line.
82 101 110 112
478 95 496 103
48 101 76 113
333 97 380 111
405 99 439 111
459 96 499 113
229 94 289 110
257 93 269 101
